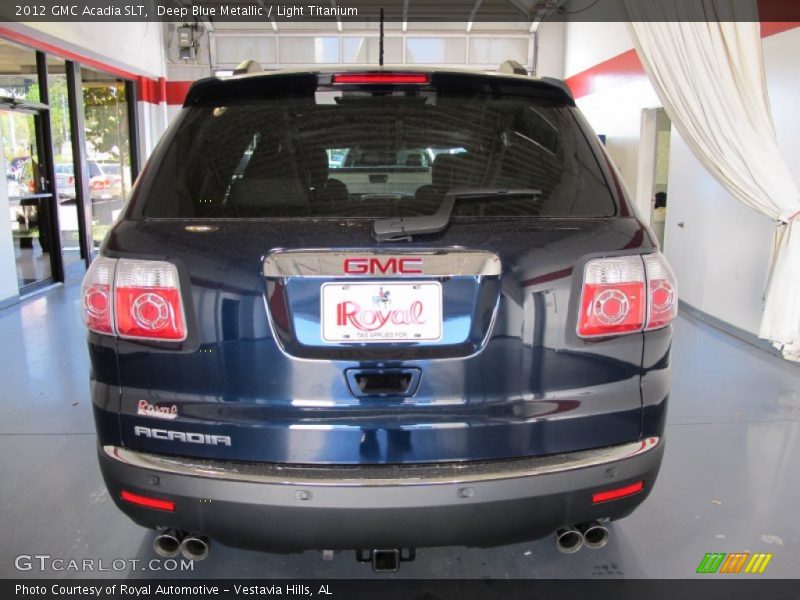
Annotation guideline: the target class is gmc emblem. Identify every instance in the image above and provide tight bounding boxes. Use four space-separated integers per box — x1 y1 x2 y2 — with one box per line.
343 257 423 275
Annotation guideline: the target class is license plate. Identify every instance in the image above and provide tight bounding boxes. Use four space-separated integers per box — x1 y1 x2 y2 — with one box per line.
321 281 443 343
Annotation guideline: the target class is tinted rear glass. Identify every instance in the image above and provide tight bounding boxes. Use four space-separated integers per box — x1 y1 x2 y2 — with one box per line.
144 87 615 219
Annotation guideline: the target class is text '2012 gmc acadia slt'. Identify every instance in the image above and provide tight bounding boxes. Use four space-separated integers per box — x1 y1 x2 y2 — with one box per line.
83 68 675 571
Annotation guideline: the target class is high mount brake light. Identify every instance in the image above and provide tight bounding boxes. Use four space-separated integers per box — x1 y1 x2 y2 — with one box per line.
81 258 187 341
332 73 429 85
577 253 677 338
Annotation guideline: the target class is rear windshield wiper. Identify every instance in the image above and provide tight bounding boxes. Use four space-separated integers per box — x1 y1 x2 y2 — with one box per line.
373 187 542 242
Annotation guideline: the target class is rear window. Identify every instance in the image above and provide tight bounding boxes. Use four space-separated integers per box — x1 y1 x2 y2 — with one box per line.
144 87 616 219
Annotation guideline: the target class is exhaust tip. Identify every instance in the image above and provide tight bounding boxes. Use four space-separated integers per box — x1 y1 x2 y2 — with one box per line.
153 530 183 558
578 522 610 550
555 527 584 554
180 534 210 561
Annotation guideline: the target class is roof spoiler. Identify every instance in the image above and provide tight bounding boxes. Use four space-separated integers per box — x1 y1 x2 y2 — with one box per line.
498 59 574 101
538 76 574 101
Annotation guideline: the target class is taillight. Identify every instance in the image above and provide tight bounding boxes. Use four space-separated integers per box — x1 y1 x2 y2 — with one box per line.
81 256 116 334
115 259 186 341
91 176 110 190
577 253 676 338
67 175 74 185
578 256 646 338
80 257 186 341
332 72 429 85
643 253 678 330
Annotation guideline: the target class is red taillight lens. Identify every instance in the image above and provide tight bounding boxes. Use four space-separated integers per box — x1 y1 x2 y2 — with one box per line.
67 175 74 185
643 253 678 330
591 481 645 504
115 260 186 341
120 490 175 512
81 257 187 341
577 253 677 338
332 72 429 85
81 256 117 334
91 176 110 190
577 256 646 338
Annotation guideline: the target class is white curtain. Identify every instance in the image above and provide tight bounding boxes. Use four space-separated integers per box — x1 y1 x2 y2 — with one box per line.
619 0 800 361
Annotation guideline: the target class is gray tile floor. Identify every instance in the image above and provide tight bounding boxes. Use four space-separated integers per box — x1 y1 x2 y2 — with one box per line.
1 281 798 579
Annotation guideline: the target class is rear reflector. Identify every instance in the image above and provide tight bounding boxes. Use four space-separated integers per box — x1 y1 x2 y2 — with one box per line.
332 72 429 85
120 490 175 512
591 481 645 504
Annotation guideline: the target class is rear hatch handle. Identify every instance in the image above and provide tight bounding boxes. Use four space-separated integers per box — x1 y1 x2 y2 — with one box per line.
373 187 542 242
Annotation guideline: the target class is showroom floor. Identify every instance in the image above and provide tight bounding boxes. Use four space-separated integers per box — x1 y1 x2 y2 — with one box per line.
1 280 798 579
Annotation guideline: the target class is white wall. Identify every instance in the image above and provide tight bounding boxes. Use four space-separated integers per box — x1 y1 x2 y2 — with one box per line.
535 20 565 78
564 21 631 77
164 23 213 82
564 23 800 337
576 77 661 201
10 22 166 77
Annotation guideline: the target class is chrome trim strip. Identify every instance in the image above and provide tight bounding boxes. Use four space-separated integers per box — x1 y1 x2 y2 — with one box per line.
263 249 502 278
103 437 659 488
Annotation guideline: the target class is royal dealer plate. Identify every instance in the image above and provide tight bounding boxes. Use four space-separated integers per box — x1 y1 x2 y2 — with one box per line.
321 281 443 343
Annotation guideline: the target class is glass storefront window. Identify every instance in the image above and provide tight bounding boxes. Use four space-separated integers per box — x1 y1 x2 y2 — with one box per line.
47 56 83 273
0 39 40 103
2 109 53 287
0 37 138 293
81 67 132 246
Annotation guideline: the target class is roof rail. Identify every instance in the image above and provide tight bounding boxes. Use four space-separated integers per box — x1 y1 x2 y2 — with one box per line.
233 59 263 75
498 59 529 76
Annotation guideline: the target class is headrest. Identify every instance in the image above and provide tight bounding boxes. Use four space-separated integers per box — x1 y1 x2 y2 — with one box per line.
243 138 285 179
405 154 424 167
304 148 329 189
243 143 329 189
359 151 396 166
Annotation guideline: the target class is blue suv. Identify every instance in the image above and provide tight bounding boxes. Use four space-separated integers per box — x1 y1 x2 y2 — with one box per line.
83 68 674 570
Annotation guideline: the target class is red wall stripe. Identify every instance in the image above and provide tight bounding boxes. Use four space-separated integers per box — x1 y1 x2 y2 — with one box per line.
565 49 643 99
137 76 165 104
760 21 800 36
165 81 194 106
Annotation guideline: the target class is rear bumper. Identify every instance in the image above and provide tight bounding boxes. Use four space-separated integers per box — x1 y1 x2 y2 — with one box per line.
98 437 664 552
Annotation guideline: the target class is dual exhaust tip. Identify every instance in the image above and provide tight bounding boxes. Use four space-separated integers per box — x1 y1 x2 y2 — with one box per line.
155 524 605 561
153 530 210 561
555 521 609 553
